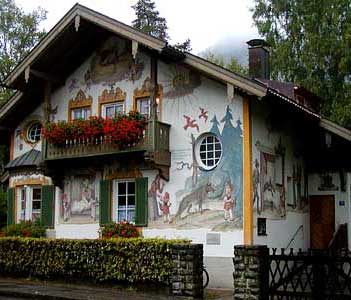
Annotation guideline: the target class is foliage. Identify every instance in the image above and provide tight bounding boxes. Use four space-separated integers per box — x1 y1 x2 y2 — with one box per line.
3 220 46 238
101 221 140 239
0 0 46 104
132 0 192 51
203 51 248 76
251 0 351 127
43 112 146 147
0 237 188 283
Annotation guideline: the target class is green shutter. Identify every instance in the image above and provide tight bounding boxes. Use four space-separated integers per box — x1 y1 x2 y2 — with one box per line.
41 185 55 228
7 188 15 226
100 180 112 225
135 177 148 227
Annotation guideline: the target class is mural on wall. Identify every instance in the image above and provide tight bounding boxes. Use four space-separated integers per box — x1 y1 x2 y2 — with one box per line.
60 171 100 224
318 172 339 191
162 66 201 114
287 164 308 213
149 105 243 231
254 140 286 219
89 36 144 84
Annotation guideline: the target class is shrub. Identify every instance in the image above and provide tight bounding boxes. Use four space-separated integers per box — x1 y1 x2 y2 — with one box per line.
3 220 46 238
101 221 140 239
0 237 188 284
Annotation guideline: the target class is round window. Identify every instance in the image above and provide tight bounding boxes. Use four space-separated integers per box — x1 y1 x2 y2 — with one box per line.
27 122 42 143
196 133 222 170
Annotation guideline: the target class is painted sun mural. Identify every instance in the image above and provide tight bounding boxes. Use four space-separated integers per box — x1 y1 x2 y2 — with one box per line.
161 65 201 113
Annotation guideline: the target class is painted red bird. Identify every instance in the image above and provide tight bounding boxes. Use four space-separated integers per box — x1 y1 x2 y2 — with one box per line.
183 115 199 132
198 107 208 122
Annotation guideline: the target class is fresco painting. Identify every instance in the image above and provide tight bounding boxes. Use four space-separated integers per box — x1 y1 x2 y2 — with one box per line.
89 36 144 84
148 105 243 232
61 172 100 224
286 164 309 213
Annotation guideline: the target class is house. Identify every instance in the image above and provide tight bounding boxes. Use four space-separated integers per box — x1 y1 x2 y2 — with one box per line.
0 4 350 288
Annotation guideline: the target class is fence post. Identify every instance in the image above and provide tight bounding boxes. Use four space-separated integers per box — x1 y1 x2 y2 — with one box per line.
233 245 269 300
171 244 203 298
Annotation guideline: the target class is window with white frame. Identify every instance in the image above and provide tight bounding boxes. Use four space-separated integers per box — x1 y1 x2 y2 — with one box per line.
113 180 136 223
26 122 42 143
196 133 222 170
71 107 91 120
102 102 124 118
136 97 150 118
16 186 42 221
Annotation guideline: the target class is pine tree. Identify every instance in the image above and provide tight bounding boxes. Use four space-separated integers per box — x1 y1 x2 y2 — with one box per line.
210 115 221 137
132 0 169 41
132 0 191 50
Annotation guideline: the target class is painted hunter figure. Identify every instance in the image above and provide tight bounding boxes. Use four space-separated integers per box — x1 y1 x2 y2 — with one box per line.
159 192 171 223
223 181 235 221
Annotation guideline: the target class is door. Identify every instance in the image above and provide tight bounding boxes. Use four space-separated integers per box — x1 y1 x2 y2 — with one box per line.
310 195 335 249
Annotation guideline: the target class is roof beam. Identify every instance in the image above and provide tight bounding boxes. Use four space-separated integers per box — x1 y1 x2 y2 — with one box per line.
320 118 351 142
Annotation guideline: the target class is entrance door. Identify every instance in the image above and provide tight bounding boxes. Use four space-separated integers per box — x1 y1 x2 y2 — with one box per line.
310 195 335 249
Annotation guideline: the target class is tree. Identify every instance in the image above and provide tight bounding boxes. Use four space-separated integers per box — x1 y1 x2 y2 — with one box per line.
0 0 46 104
132 0 169 41
203 51 248 76
251 0 351 127
132 0 192 51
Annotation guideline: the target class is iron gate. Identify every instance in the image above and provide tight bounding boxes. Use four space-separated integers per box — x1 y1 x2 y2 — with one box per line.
269 248 351 299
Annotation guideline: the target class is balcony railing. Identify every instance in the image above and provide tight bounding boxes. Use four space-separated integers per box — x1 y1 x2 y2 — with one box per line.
43 120 170 161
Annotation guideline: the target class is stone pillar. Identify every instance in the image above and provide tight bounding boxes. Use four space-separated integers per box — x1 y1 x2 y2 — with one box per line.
233 245 269 300
171 244 203 298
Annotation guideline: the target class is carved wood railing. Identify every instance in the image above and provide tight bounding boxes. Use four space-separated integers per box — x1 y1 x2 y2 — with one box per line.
43 120 170 161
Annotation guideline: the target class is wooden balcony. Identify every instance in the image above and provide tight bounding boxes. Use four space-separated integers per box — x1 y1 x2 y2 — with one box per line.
42 120 171 178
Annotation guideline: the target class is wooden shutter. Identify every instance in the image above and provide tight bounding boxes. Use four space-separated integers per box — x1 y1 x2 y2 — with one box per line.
100 180 112 225
41 185 55 228
135 177 148 227
7 187 15 226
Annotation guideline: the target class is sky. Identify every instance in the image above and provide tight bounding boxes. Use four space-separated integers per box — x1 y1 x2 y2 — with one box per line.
15 0 258 54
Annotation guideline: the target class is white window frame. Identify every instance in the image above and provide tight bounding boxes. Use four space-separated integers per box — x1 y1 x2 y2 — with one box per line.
101 102 124 118
71 107 91 120
16 185 42 222
112 179 136 223
195 133 222 171
136 96 151 118
27 122 42 143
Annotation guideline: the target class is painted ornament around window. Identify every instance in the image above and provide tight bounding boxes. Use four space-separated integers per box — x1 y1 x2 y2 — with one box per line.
148 105 243 231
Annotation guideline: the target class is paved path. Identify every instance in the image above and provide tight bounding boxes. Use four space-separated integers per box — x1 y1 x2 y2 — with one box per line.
0 278 233 300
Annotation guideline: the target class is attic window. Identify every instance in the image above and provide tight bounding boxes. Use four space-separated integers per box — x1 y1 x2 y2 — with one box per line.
26 122 42 144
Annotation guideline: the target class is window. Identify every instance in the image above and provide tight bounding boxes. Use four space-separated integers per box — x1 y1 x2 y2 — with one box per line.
113 180 136 223
196 133 222 170
16 186 42 221
102 102 124 118
71 107 91 120
26 122 42 143
136 97 151 118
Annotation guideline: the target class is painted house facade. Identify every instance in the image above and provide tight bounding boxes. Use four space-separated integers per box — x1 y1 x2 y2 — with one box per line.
1 4 351 288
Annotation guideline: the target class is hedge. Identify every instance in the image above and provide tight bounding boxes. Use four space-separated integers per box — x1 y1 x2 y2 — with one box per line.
0 237 188 284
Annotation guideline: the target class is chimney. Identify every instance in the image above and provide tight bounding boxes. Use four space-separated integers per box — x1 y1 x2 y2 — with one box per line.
247 39 270 80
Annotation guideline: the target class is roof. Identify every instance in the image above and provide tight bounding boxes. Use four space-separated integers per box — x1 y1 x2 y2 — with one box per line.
256 79 321 118
3 3 266 98
5 149 42 170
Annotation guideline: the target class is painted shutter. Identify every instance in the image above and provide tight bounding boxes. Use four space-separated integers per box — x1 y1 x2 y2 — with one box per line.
7 188 15 226
41 185 55 228
100 180 112 225
135 177 148 227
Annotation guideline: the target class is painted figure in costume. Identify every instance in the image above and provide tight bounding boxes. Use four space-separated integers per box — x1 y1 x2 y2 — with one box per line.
253 159 260 207
62 193 70 221
159 192 171 223
148 174 164 220
223 181 235 221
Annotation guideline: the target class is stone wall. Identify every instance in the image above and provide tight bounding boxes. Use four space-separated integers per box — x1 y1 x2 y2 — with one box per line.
171 244 204 298
233 245 269 300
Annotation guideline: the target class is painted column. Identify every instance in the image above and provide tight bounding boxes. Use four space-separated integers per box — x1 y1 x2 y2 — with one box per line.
243 96 253 245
